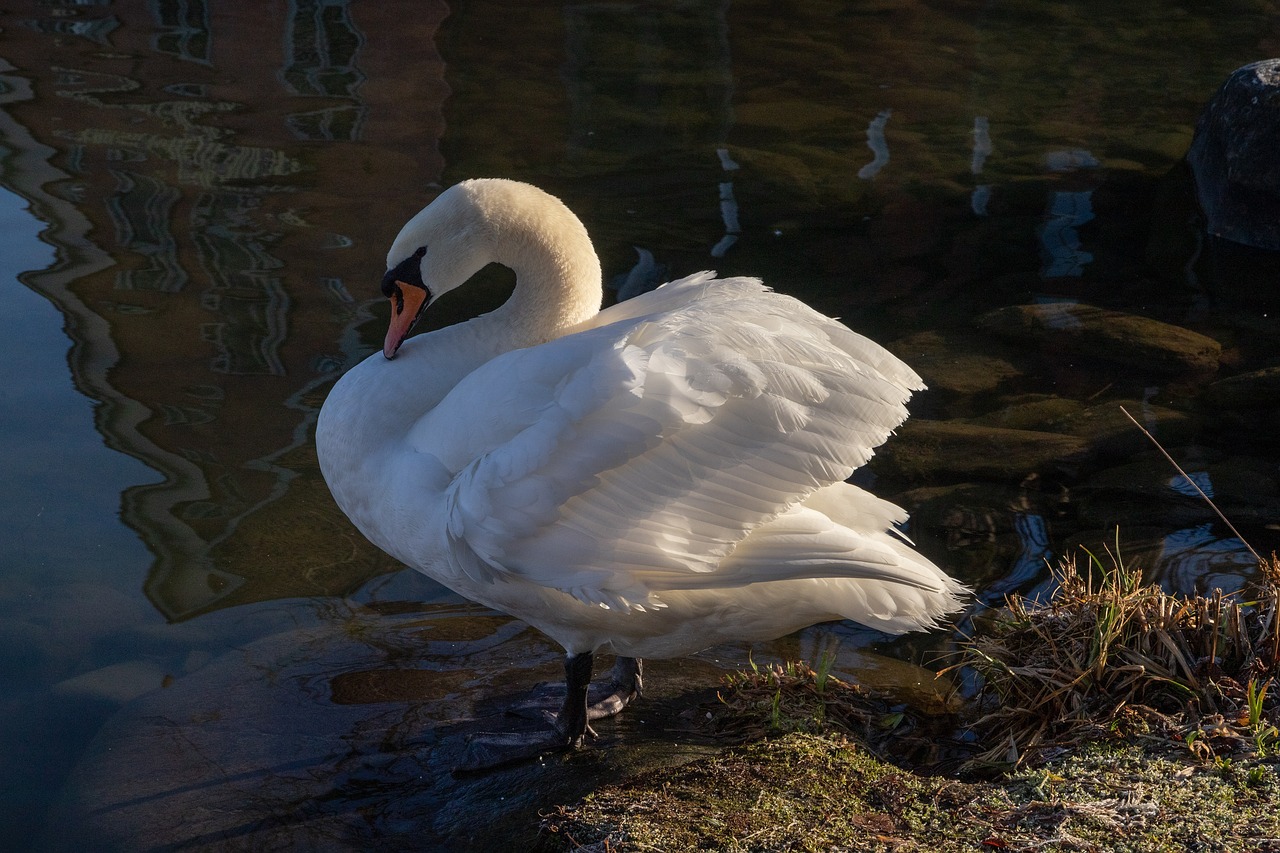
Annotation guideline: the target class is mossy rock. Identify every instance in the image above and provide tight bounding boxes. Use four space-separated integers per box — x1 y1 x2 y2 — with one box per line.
1050 399 1199 459
968 394 1087 430
889 330 1027 396
878 419 1089 482
1203 365 1280 408
976 303 1222 377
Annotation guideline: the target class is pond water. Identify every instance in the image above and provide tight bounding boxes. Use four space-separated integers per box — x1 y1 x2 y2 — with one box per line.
2 0 1280 849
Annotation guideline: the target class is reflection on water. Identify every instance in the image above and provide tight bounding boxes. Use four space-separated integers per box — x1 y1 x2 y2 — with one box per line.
2 0 1280 847
856 109 892 180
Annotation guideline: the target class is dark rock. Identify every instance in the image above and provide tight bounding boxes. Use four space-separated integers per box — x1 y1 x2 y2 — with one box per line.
1051 400 1198 460
1073 455 1280 530
1203 365 1280 408
888 330 1026 397
975 397 1197 461
976 303 1221 377
969 396 1086 431
1187 59 1280 250
878 419 1089 482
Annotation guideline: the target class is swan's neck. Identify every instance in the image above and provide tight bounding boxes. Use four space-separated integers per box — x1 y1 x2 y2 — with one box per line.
481 193 604 350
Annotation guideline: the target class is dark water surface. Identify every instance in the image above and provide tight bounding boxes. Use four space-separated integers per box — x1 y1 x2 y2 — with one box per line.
2 1 1280 849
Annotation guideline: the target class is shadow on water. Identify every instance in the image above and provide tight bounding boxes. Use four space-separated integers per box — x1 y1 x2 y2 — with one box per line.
1 0 1280 848
43 578 954 851
45 574 731 851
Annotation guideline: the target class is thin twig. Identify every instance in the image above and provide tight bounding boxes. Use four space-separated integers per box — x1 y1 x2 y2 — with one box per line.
1119 405 1263 564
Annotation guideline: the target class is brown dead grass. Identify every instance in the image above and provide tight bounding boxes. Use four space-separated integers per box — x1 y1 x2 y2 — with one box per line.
955 551 1280 769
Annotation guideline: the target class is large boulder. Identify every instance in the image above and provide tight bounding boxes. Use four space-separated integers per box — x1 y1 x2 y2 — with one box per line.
1187 59 1280 250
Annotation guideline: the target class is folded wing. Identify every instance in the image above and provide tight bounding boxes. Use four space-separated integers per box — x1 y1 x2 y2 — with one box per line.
411 273 926 610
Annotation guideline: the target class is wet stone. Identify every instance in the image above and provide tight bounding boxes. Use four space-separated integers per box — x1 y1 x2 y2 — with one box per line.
975 303 1222 378
42 615 732 852
1187 58 1280 251
877 419 1090 482
1202 365 1280 408
1073 455 1280 529
52 661 168 706
889 330 1026 397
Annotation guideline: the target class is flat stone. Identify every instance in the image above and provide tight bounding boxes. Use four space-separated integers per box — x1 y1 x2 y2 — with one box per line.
42 614 740 851
878 419 1089 482
889 331 1025 396
53 661 168 706
976 303 1221 377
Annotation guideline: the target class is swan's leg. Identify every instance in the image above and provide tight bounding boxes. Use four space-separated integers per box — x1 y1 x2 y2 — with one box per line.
557 651 594 745
505 654 644 721
455 651 595 772
587 656 643 720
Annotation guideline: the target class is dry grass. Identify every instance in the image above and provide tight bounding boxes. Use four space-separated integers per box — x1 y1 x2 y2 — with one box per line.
955 550 1280 769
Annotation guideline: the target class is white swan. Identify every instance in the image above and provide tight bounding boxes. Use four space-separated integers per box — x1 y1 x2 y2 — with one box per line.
316 179 966 768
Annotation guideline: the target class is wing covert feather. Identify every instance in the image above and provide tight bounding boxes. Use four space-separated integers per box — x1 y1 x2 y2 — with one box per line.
415 274 923 608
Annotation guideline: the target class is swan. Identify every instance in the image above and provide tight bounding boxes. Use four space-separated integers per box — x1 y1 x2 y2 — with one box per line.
316 179 966 769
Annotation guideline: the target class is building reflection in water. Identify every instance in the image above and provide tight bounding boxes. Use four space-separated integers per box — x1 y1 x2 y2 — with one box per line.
0 0 450 621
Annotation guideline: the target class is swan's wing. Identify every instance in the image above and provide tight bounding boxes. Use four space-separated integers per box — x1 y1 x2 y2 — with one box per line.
413 274 924 610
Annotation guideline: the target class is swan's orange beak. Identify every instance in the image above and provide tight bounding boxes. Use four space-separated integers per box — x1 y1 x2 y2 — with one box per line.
383 283 428 359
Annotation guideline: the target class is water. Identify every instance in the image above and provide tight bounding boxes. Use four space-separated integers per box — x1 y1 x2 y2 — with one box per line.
2 1 1279 848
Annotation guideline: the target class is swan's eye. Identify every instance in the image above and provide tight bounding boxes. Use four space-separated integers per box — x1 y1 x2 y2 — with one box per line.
381 245 428 298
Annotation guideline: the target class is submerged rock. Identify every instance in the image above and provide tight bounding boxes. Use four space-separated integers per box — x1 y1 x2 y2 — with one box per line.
1187 59 1280 250
976 303 1221 378
1074 454 1280 531
1050 399 1198 460
888 330 1025 397
967 395 1086 431
1203 365 1280 408
879 419 1089 482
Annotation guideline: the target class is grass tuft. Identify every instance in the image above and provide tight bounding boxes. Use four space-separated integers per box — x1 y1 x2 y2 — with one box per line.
952 550 1280 769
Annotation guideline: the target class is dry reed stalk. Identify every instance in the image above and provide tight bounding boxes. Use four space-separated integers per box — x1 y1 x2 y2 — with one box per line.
953 553 1280 769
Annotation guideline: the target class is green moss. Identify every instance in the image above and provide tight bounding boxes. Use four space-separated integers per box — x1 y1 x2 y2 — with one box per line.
539 734 1280 852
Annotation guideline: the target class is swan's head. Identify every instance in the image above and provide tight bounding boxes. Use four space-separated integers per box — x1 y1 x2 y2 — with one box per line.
380 181 497 359
380 179 602 358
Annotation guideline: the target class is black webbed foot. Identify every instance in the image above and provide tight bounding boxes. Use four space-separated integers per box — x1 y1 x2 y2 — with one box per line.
456 727 578 772
455 652 632 773
505 656 644 721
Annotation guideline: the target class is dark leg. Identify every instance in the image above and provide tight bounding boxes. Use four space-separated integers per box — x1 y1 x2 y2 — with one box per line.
506 655 645 722
557 651 594 746
456 651 597 772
